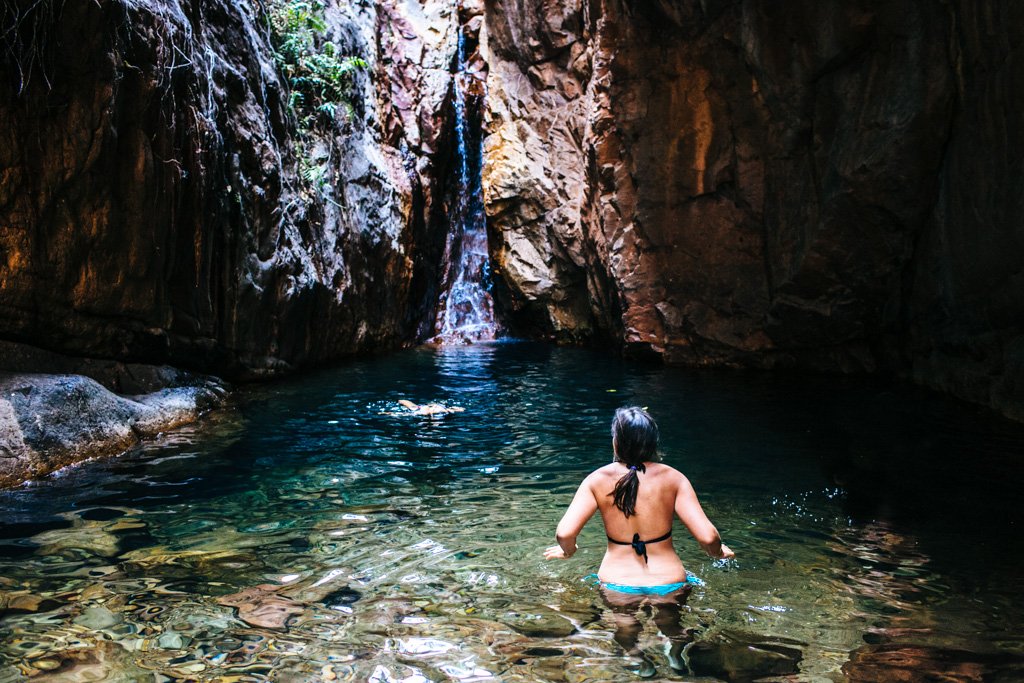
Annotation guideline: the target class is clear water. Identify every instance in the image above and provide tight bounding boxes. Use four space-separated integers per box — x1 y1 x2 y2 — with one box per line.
2 343 1024 682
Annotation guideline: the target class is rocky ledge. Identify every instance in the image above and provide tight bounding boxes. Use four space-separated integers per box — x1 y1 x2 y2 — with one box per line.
0 372 225 488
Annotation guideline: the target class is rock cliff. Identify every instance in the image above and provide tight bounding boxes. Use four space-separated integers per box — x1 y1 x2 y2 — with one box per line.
0 0 462 378
480 0 1023 419
0 0 1020 420
0 0 468 482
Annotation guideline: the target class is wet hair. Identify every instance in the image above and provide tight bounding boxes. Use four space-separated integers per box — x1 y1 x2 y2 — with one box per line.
609 406 661 517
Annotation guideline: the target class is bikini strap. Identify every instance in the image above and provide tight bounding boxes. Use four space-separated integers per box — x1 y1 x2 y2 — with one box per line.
606 530 672 564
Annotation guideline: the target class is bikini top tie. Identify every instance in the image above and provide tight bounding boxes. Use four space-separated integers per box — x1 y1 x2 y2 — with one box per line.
607 530 672 564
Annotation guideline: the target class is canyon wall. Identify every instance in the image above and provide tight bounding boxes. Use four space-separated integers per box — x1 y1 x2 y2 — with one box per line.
481 0 1023 419
902 2 1024 419
0 0 1020 420
0 0 460 378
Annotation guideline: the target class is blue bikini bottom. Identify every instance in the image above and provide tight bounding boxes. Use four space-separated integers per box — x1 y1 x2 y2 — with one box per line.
585 572 705 595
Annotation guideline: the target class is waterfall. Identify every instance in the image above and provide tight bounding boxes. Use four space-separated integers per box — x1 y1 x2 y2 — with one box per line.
429 26 499 345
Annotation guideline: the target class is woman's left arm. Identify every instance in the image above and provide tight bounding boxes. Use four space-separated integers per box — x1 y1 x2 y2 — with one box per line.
544 476 598 560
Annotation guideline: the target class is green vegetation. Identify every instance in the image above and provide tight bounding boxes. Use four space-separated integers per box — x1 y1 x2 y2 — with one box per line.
266 0 367 127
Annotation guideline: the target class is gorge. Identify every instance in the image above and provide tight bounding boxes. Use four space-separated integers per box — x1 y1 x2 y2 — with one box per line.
1 1 1024 680
0 0 1021 420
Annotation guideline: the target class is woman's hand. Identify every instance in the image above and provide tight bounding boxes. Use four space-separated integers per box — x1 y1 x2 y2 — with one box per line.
544 544 575 560
718 544 735 560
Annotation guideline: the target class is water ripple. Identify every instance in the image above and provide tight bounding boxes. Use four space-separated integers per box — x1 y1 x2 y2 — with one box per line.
2 344 1024 680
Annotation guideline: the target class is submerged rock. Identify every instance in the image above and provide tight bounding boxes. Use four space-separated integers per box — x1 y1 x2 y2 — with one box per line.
686 630 803 681
72 606 122 631
503 607 576 638
320 586 362 609
842 643 1024 682
0 372 225 488
0 591 62 616
30 523 123 558
18 640 151 681
216 584 304 630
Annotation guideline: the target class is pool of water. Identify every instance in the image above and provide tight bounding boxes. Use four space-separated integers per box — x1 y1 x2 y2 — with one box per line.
2 342 1024 682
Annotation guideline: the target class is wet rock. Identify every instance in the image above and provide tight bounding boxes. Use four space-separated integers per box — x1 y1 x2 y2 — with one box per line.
0 372 225 487
320 586 362 609
686 630 803 682
217 584 304 630
842 643 1024 682
73 606 122 630
0 340 221 396
0 591 62 616
503 607 576 637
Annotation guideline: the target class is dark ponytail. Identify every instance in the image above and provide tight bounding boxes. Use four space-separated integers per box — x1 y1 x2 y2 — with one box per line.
609 407 660 517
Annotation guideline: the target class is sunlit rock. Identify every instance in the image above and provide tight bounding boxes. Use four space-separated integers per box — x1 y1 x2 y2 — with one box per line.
479 0 1024 419
0 372 224 487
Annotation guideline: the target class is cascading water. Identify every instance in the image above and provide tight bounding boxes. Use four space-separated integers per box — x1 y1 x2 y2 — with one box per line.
429 25 500 345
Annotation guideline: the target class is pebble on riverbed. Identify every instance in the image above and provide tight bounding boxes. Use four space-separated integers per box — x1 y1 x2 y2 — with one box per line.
72 606 123 631
0 591 62 616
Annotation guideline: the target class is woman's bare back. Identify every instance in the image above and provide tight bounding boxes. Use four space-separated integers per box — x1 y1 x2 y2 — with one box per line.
546 460 731 585
592 462 687 585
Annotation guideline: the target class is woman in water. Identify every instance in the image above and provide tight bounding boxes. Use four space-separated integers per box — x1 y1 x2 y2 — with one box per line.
544 406 734 676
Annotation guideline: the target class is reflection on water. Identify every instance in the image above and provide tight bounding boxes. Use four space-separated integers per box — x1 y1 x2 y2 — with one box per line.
2 342 1024 681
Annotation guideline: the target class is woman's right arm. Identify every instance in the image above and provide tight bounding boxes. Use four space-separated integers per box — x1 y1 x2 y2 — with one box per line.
674 474 734 559
544 475 598 560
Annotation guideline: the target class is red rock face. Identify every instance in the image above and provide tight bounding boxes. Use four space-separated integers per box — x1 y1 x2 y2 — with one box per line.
481 0 1023 419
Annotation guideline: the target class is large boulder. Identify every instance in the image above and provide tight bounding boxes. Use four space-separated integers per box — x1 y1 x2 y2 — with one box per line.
0 372 225 487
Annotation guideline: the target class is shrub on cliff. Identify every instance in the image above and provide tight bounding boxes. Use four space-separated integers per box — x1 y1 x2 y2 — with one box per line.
265 0 366 128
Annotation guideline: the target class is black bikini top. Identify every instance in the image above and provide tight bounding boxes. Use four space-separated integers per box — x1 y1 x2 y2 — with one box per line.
607 530 672 564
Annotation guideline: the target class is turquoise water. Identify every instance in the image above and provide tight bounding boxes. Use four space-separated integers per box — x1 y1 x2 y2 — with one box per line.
2 342 1024 681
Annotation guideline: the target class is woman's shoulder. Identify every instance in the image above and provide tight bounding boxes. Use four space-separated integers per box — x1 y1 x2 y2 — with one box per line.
589 463 620 478
647 462 687 483
648 461 681 475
